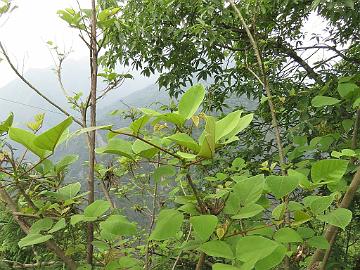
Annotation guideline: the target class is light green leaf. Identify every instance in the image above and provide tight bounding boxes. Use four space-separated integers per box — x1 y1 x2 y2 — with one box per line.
57 182 81 200
310 196 334 214
317 208 352 230
224 175 265 214
73 125 112 136
177 151 197 160
132 139 158 159
231 204 264 219
178 84 205 119
213 264 240 270
311 96 340 107
166 133 200 152
266 175 299 199
0 112 13 133
272 203 286 220
236 236 278 263
96 138 134 159
198 116 216 159
29 218 53 234
130 115 150 135
9 127 47 158
337 82 358 98
307 236 330 249
55 155 78 172
84 200 110 218
154 112 186 126
118 256 142 270
100 215 136 236
199 240 234 259
224 113 254 141
311 159 348 183
255 244 286 270
215 110 242 142
18 234 52 248
273 228 303 243
190 215 218 241
154 165 176 183
297 227 315 239
34 117 73 151
150 209 183 240
48 218 66 234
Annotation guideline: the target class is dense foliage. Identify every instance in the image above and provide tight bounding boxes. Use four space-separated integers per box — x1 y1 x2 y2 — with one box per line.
0 0 360 270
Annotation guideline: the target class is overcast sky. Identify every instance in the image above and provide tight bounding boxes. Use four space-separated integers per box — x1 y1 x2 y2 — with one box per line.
0 0 90 87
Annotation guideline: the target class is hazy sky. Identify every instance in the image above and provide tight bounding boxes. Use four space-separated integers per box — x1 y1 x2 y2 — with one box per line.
0 1 328 89
0 0 90 87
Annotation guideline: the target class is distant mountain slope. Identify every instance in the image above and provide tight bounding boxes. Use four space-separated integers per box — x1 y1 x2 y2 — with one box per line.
0 58 157 127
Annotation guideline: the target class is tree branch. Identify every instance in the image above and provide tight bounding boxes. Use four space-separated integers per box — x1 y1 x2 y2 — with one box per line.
0 42 83 127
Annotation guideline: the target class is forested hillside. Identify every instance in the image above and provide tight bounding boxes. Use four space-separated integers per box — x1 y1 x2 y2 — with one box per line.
0 0 360 270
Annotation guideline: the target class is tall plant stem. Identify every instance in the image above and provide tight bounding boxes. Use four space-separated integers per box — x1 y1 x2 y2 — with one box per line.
86 0 98 266
227 0 286 174
309 109 360 269
228 1 288 268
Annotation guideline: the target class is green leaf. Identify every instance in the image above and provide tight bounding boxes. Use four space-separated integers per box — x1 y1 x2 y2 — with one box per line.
190 215 218 241
213 264 240 270
100 215 136 236
266 175 299 199
178 84 205 119
272 203 286 220
215 110 242 142
317 208 352 230
9 127 47 158
223 113 254 141
34 117 73 151
48 218 66 234
310 196 334 215
84 200 110 218
0 112 13 133
155 112 186 126
18 234 52 248
224 175 265 214
132 139 158 159
231 204 264 219
55 155 78 172
29 218 53 234
176 151 197 160
236 236 278 263
130 115 150 135
311 159 348 183
198 116 216 159
118 256 142 270
154 165 176 183
199 240 234 259
307 236 330 249
337 82 358 98
166 133 200 152
70 214 97 226
96 138 134 159
293 211 312 226
273 228 303 243
255 244 286 270
73 125 112 136
297 227 315 239
57 182 81 200
150 209 183 240
311 96 340 107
